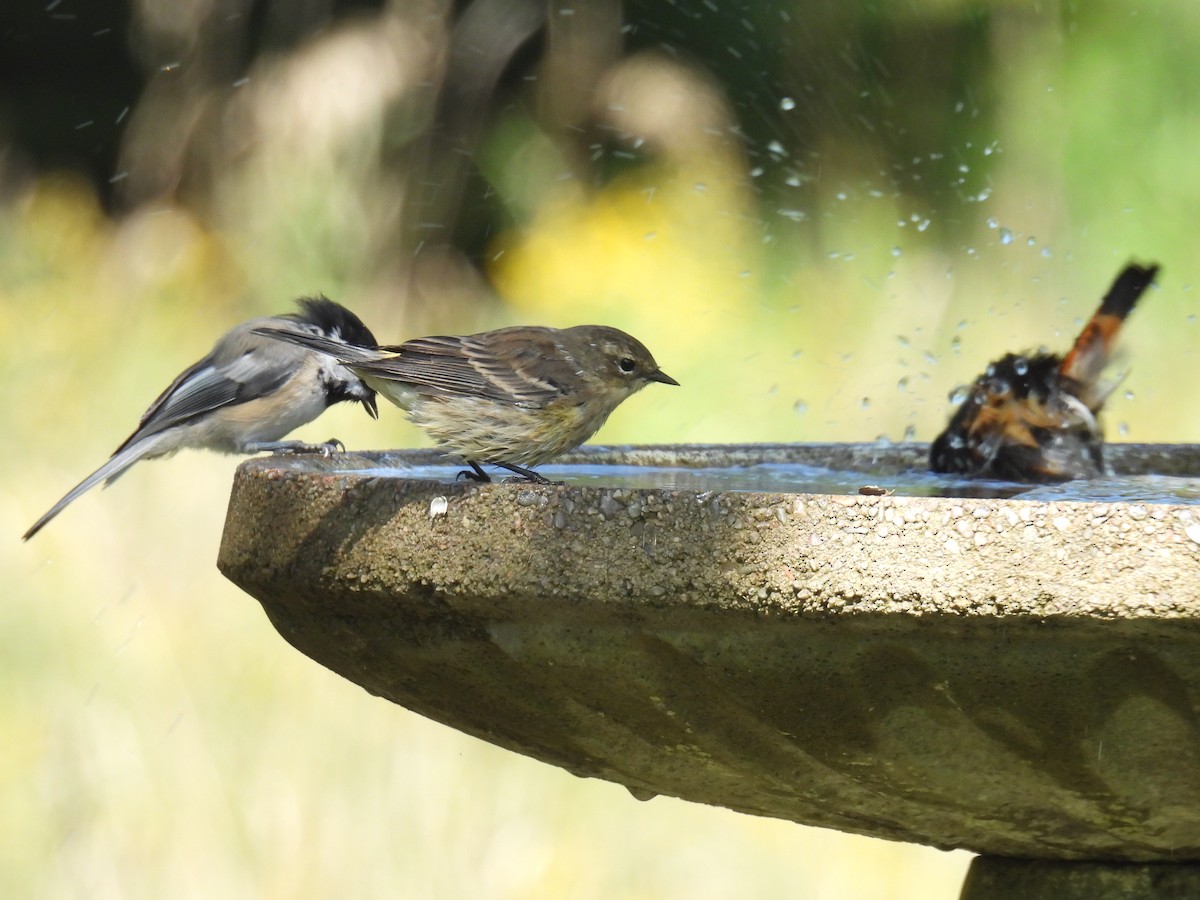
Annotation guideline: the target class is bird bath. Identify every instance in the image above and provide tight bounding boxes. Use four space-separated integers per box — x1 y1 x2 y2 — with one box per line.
218 443 1200 898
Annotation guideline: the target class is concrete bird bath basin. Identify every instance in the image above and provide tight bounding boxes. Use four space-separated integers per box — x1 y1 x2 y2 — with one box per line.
218 443 1200 898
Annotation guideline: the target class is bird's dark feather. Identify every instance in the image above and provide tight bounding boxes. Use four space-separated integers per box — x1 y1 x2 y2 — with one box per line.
372 329 576 406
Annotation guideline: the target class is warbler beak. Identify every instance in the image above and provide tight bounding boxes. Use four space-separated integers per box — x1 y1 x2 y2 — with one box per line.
650 369 680 386
362 393 380 419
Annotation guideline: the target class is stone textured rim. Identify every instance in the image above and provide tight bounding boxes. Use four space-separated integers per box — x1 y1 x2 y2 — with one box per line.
219 443 1200 860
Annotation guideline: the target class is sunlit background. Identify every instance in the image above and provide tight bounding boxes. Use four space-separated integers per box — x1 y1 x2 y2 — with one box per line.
5 1 1199 897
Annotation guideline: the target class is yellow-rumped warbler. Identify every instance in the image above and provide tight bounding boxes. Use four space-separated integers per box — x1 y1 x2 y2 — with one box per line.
253 322 678 482
23 298 379 540
930 262 1159 481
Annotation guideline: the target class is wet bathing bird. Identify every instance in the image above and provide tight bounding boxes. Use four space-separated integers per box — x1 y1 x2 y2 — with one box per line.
930 262 1159 482
252 323 678 483
23 297 379 540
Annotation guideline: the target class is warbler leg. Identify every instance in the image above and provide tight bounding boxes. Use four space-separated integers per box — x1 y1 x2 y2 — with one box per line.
456 460 492 482
492 462 562 485
247 439 345 458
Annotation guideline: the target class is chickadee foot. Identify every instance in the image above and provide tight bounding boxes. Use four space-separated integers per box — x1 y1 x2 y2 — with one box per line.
248 439 345 457
314 438 346 457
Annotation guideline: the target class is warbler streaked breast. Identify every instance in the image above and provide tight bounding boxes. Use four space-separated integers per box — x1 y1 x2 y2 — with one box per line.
253 322 678 482
930 261 1159 482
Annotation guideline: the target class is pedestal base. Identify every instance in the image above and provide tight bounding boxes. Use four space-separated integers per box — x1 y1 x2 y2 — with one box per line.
961 857 1200 899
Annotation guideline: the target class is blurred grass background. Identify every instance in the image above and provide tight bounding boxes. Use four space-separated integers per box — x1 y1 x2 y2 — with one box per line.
4 0 1199 897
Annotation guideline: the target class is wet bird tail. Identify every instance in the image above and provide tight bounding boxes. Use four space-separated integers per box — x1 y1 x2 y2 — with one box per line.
1059 263 1159 387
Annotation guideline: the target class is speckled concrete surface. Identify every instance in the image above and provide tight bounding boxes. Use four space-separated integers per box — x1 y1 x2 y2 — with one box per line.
219 443 1200 861
960 857 1200 899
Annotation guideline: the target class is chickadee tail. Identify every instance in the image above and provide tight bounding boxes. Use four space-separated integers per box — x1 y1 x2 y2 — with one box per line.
1059 262 1159 387
252 326 381 363
22 431 173 541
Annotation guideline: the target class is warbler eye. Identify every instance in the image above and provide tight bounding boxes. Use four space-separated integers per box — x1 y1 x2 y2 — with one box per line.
617 357 637 374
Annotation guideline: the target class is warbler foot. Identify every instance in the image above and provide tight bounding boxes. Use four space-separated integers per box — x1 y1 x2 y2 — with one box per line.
456 461 492 483
494 463 561 485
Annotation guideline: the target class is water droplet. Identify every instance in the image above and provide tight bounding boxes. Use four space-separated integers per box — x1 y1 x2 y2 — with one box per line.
903 424 917 441
891 246 902 257
1041 247 1052 258
986 217 999 229
767 140 786 156
950 385 971 404
1118 422 1130 437
975 187 992 202
1026 236 1037 247
785 174 802 187
1124 390 1135 401
749 166 764 178
957 164 970 174
836 191 848 201
694 182 707 193
950 335 961 353
739 270 751 278
780 96 796 111
860 397 871 410
793 400 808 415
644 231 657 240
897 376 910 392
1188 314 1197 325
1013 357 1028 376
999 227 1014 245
776 208 807 223
917 218 931 232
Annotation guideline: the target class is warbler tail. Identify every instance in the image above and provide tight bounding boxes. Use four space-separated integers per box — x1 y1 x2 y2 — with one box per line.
252 326 383 364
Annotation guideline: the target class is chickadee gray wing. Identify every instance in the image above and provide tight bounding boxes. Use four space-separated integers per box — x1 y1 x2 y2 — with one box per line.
114 327 297 452
25 299 381 541
372 329 570 406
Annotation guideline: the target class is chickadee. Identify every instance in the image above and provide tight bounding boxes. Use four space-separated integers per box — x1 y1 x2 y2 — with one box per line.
253 323 678 483
23 297 379 540
930 262 1159 481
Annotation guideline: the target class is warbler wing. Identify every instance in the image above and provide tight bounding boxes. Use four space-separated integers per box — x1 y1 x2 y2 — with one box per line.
372 328 573 407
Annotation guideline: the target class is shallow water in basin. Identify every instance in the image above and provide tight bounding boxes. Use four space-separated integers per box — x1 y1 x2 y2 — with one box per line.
341 461 1200 505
